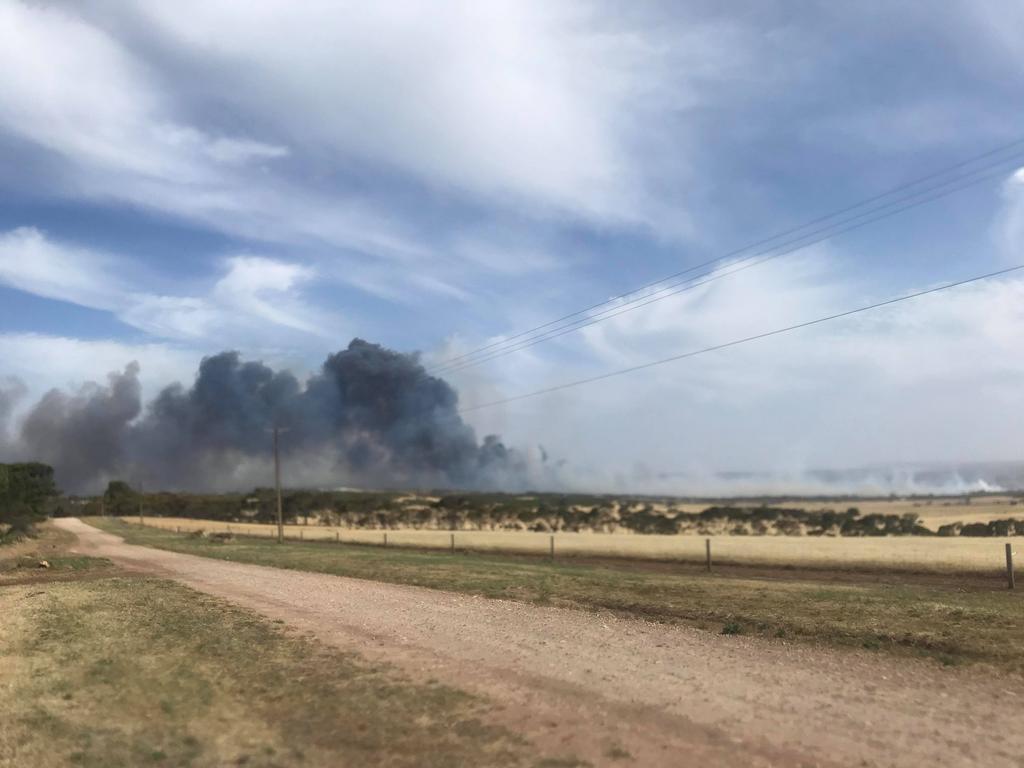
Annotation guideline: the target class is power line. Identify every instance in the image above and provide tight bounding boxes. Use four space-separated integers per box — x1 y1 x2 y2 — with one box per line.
435 156 1022 375
435 150 1024 374
457 262 1024 414
431 138 1024 375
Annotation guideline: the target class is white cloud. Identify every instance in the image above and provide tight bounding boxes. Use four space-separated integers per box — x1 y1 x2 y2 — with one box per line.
0 3 288 183
456 254 1024 486
118 0 693 223
0 228 338 347
116 295 220 341
211 256 318 334
0 227 123 309
0 333 197 409
0 0 758 266
0 1 425 261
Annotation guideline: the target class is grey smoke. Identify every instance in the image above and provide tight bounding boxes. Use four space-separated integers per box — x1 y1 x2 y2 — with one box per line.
0 376 27 451
3 340 531 494
19 364 142 491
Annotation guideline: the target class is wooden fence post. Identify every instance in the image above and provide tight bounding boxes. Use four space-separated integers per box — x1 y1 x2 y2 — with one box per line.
335 531 340 543
550 535 555 561
705 538 712 572
450 533 455 554
1007 543 1015 590
383 532 388 547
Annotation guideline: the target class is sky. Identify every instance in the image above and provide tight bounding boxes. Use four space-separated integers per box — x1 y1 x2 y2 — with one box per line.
1 0 1023 494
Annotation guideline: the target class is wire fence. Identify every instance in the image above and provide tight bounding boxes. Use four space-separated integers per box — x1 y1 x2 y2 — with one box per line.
129 516 1019 579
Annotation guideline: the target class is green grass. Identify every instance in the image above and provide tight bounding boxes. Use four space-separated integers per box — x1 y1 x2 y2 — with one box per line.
89 518 1024 672
0 575 561 768
0 524 114 583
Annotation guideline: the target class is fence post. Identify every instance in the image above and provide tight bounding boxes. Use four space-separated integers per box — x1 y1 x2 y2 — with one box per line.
1007 543 1015 590
383 532 388 548
335 531 340 543
299 529 303 541
450 533 455 554
550 535 555 561
705 538 712 572
176 526 180 533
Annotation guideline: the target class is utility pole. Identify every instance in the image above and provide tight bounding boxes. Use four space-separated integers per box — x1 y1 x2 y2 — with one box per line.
273 427 284 543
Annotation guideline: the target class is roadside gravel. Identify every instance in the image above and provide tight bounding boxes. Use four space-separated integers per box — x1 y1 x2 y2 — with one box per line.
57 518 1024 768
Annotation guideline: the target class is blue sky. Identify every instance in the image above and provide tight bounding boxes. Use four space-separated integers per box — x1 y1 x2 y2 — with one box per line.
1 1 1023 492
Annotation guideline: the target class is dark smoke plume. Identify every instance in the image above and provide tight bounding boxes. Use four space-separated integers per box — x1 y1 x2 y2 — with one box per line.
3 340 531 494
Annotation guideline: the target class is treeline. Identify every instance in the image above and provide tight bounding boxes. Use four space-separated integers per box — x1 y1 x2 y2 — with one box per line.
937 520 1024 537
81 483 396 524
82 483 1024 537
641 506 933 536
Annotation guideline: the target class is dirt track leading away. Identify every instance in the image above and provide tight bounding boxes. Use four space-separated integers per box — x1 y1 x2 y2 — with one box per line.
56 518 1023 768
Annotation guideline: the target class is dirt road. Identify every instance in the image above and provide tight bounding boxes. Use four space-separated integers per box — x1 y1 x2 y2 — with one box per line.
56 518 1023 768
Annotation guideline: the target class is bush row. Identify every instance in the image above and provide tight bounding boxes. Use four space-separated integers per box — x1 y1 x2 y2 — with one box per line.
78 482 1024 537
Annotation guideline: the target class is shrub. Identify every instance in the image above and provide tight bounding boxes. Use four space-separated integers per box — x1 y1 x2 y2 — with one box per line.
960 522 990 537
0 463 60 539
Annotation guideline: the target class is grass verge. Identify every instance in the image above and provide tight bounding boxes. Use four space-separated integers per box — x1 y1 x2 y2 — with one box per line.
0 571 551 767
0 523 115 585
88 517 1024 673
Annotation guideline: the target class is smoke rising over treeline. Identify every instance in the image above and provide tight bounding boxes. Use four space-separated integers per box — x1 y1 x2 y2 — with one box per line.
0 340 534 494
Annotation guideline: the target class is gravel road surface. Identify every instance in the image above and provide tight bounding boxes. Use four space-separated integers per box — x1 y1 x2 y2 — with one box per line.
57 518 1024 768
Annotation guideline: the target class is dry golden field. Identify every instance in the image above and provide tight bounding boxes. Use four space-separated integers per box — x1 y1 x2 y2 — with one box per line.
133 516 1018 574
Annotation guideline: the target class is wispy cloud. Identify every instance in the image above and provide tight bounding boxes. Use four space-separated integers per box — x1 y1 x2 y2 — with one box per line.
0 0 758 272
0 1 424 262
0 227 123 309
0 228 339 347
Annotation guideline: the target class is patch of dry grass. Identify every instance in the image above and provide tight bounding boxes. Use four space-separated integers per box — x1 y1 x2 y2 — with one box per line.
0 576 545 768
132 516 1017 574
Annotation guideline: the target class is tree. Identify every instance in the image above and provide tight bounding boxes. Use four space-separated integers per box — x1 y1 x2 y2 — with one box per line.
104 480 139 516
0 462 60 539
